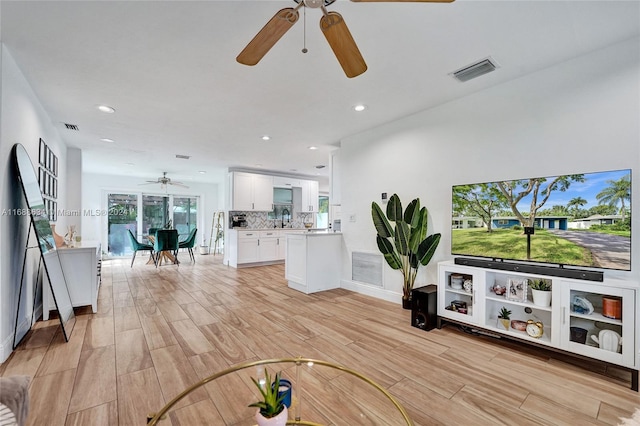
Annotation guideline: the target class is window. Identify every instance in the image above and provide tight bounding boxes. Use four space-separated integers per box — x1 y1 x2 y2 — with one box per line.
317 195 329 228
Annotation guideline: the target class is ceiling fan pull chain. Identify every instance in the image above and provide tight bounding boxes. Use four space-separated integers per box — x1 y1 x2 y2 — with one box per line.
302 4 308 53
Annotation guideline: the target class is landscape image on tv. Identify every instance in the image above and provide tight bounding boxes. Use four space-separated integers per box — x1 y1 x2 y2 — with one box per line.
451 169 631 271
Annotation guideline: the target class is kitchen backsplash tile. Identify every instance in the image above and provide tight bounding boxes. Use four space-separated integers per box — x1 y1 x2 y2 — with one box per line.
230 211 313 229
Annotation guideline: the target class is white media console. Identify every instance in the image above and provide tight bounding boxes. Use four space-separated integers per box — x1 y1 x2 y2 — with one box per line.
437 259 639 390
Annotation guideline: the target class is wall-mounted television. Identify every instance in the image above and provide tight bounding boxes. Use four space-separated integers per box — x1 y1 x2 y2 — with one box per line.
451 168 631 276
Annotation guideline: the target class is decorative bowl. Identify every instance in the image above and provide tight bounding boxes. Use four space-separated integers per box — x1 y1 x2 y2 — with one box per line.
511 320 527 331
304 223 313 229
492 284 507 296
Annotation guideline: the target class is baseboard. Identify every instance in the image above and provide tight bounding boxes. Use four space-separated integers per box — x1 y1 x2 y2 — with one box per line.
340 279 402 305
0 332 15 363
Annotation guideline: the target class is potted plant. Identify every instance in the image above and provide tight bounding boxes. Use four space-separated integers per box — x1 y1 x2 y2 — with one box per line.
529 278 552 307
372 194 441 309
248 369 288 426
497 307 511 330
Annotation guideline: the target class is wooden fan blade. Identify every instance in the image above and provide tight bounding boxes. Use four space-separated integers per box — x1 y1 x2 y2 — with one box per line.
351 0 454 2
237 8 299 66
320 12 367 78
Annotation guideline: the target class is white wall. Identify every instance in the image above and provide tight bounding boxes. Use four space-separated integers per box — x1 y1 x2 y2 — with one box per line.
338 37 640 302
81 172 219 252
0 46 68 362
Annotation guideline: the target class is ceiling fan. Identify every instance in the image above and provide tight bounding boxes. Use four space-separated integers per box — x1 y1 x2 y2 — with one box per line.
140 172 189 189
236 0 454 78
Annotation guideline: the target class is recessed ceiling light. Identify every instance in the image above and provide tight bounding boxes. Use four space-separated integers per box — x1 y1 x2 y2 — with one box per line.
354 104 367 112
198 170 206 174
125 162 134 166
100 138 114 143
262 135 271 141
308 146 318 150
97 105 115 113
255 164 263 167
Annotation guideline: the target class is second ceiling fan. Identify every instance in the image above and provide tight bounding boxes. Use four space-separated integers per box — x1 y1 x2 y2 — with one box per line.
236 0 454 78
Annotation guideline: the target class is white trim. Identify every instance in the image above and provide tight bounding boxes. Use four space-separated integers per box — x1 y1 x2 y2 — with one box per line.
341 279 402 305
0 331 14 363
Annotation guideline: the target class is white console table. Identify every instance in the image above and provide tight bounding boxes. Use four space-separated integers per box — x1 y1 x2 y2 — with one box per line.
43 241 101 320
437 259 639 390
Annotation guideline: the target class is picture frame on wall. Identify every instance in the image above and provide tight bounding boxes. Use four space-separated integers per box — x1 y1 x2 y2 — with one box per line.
506 278 528 302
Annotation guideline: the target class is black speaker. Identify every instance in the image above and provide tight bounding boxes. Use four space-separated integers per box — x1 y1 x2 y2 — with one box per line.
411 285 437 331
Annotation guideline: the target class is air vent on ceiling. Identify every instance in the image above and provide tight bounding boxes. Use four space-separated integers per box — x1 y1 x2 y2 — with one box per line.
64 123 79 131
175 154 191 160
451 57 498 82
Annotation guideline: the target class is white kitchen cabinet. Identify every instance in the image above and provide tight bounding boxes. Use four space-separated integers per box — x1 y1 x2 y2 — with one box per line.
258 230 279 262
43 241 101 320
237 230 259 263
437 260 638 390
285 232 342 294
230 171 274 211
273 176 301 188
294 179 319 213
227 229 288 267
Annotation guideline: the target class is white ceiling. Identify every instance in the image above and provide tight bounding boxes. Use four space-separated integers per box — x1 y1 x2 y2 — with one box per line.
2 0 638 187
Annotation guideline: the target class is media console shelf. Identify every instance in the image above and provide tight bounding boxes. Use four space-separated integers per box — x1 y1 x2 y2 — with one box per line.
437 260 639 391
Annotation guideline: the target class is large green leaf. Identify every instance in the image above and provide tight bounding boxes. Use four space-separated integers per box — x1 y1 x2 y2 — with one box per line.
394 221 410 256
403 198 420 227
386 194 402 222
408 207 428 252
376 235 401 269
371 202 393 238
417 233 441 266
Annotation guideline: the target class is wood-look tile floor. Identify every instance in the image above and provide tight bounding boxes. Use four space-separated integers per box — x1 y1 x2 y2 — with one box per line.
2 254 640 425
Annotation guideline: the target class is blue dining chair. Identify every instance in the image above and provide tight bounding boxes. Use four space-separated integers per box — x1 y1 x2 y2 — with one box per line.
153 229 179 267
127 230 154 268
179 228 197 262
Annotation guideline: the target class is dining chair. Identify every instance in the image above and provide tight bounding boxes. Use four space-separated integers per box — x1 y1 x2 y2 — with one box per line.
179 228 197 262
127 229 154 268
153 229 179 267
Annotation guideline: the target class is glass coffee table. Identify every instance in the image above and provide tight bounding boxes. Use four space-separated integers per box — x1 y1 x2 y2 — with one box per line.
147 357 414 425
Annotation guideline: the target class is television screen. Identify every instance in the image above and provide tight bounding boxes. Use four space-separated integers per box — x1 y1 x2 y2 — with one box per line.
451 169 631 271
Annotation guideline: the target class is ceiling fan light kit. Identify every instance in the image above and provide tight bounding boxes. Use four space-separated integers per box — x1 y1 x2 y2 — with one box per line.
236 0 454 78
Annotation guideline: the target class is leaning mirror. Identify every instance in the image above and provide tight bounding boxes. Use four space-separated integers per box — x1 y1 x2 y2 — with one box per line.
12 143 75 344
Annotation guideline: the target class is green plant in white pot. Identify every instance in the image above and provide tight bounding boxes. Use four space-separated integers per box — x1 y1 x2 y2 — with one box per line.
372 193 441 308
529 278 552 307
249 369 288 426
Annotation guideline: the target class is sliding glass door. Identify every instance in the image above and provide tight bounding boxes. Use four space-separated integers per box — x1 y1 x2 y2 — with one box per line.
173 196 198 239
107 194 138 256
142 195 170 233
106 192 199 257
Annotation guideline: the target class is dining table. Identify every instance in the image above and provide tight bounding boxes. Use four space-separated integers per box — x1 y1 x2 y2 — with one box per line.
146 234 179 266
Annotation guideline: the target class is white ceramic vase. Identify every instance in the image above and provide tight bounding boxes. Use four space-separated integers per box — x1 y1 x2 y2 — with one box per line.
255 406 288 426
531 289 552 307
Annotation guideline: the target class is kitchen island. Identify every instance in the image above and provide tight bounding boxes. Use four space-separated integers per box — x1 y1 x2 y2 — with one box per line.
285 231 342 294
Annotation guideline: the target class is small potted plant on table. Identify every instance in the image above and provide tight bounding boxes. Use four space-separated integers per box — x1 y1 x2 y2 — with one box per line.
249 369 288 426
497 307 511 330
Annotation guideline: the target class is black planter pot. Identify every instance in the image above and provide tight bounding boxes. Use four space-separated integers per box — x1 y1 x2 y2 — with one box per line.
402 297 412 310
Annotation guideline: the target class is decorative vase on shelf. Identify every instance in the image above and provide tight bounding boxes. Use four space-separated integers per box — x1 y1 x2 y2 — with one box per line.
50 224 66 248
531 289 552 307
